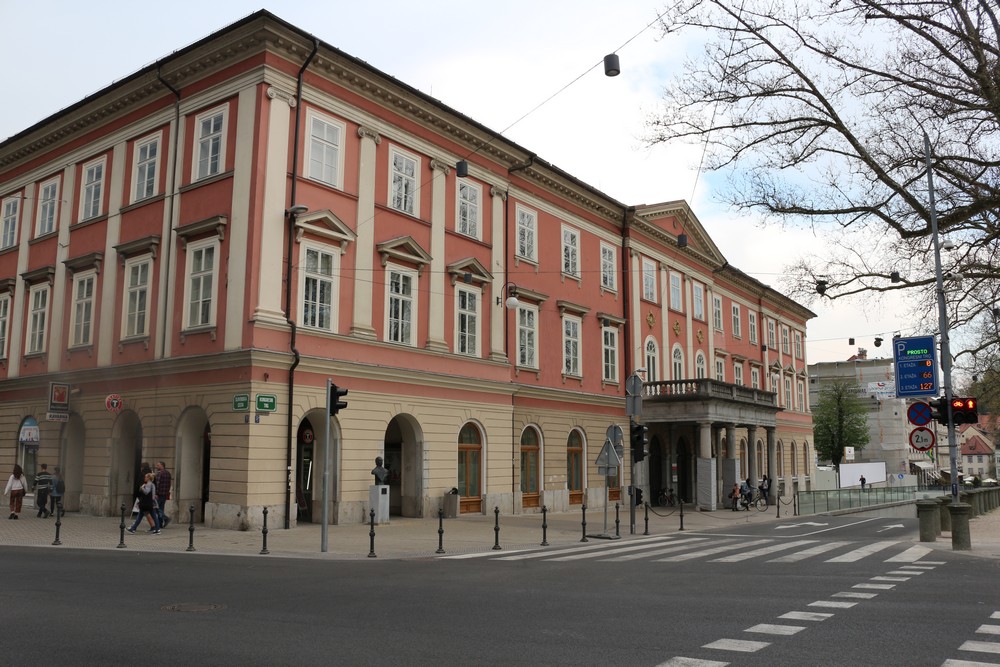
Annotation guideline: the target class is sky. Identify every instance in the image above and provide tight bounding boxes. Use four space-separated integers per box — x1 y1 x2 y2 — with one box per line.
0 1 910 365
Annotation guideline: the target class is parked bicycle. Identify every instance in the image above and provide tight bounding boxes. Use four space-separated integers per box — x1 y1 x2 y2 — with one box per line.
738 489 768 512
658 488 676 507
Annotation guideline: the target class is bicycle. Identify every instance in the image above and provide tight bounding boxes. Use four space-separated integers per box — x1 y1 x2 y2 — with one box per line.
738 490 768 512
657 488 676 507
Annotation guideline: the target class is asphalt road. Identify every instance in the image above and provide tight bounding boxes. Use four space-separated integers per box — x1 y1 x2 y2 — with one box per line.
3 519 997 666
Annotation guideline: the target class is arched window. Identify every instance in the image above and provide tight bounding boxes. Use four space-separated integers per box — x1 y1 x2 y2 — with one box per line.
791 442 799 476
756 439 764 478
567 429 584 505
739 440 747 475
776 442 785 477
520 426 541 508
644 338 659 382
802 442 810 476
672 346 684 380
695 352 706 379
458 423 483 513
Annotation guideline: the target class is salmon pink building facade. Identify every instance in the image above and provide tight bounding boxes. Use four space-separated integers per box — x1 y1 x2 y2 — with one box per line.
0 11 814 529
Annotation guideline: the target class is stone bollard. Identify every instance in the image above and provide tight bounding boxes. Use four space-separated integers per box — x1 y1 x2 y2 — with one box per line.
916 500 938 542
930 497 941 536
949 502 972 550
960 491 978 518
937 496 952 533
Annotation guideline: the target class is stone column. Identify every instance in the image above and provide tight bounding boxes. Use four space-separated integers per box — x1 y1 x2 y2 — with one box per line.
696 422 716 511
721 423 739 500
488 186 508 361
765 426 777 505
949 502 972 550
746 424 758 488
425 159 450 352
351 126 380 339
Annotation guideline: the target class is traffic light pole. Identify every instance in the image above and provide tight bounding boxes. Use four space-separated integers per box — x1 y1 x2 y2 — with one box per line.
629 417 636 535
925 132 960 504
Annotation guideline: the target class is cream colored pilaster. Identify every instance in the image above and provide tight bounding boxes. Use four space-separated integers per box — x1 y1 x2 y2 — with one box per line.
159 113 184 359
658 262 671 377
629 250 642 372
425 159 449 352
95 142 126 366
351 126 380 339
489 185 507 362
8 182 38 378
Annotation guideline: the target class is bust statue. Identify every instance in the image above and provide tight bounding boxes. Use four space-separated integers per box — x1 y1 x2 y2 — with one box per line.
372 456 389 485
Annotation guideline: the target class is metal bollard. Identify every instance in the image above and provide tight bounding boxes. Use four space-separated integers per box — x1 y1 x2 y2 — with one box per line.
679 499 685 531
580 504 589 542
643 502 649 535
492 506 502 550
187 505 196 552
117 503 127 549
541 505 549 546
615 503 620 538
368 508 377 558
260 506 270 555
52 500 63 546
436 507 445 554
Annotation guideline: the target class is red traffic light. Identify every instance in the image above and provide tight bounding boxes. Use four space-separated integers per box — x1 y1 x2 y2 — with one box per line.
949 397 978 425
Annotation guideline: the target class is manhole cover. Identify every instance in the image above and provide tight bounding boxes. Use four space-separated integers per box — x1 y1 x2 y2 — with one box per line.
162 602 226 613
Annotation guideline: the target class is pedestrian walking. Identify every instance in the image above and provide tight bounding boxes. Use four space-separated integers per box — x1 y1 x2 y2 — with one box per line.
760 475 770 504
4 464 29 519
126 472 160 534
154 461 172 529
49 467 65 518
860 475 867 492
33 463 53 518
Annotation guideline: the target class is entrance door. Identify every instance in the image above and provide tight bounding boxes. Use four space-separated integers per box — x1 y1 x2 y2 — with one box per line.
296 419 315 522
200 423 212 519
385 442 402 516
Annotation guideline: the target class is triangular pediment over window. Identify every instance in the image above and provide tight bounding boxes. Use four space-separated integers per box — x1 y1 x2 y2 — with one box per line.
294 209 357 254
447 257 493 286
377 236 432 272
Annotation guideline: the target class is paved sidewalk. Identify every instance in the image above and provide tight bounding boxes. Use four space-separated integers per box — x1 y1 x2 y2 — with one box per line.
1 501 998 560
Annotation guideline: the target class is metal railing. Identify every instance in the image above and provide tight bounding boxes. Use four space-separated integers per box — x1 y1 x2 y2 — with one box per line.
797 486 916 514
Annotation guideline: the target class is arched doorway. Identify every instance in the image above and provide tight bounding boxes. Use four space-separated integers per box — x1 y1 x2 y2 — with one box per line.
296 418 316 522
676 437 691 503
458 422 483 514
649 435 664 505
384 414 424 517
112 411 143 514
176 407 210 522
295 410 339 524
61 414 85 512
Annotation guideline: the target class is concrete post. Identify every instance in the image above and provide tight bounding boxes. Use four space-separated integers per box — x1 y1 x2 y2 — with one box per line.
916 500 938 542
948 503 972 551
937 496 951 533
961 491 978 517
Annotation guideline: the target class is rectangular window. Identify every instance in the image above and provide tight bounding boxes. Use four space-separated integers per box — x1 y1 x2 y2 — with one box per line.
517 305 537 369
794 331 803 359
797 380 805 411
642 258 656 302
390 148 419 215
602 326 618 382
81 158 105 220
195 108 226 180
688 283 703 320
784 377 793 408
713 295 723 331
767 319 776 350
134 135 159 201
516 207 537 261
456 286 479 356
124 258 150 338
731 303 742 338
669 272 682 311
751 367 760 389
734 363 744 386
715 359 725 381
781 326 790 354
563 316 581 376
457 182 480 239
303 247 336 331
562 226 579 277
748 311 758 345
186 240 217 328
37 178 59 236
386 268 416 345
70 272 95 346
27 285 49 354
2 197 19 249
308 114 343 187
0 295 8 359
600 243 617 291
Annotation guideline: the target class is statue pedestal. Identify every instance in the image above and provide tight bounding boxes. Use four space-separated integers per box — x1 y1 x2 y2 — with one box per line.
369 485 390 525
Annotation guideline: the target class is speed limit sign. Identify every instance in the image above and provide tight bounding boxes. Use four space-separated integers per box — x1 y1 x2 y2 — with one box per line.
909 427 936 452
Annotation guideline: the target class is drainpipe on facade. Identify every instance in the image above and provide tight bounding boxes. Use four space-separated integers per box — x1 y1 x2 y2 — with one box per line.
283 38 319 529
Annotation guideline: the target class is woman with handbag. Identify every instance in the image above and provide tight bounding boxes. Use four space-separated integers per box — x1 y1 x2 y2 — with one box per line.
4 464 28 519
126 472 161 534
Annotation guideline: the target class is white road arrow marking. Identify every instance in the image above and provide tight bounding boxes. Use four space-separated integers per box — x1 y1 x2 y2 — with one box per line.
775 522 829 529
878 524 905 532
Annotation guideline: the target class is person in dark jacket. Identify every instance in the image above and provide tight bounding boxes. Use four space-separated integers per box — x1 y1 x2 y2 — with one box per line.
33 463 53 518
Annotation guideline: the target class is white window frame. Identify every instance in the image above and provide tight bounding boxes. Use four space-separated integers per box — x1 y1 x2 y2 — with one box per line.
385 265 418 346
642 258 656 302
672 345 684 380
26 284 49 355
0 294 9 359
194 106 227 181
457 181 481 240
693 283 705 320
561 225 580 278
1 196 18 249
731 303 742 338
456 285 480 357
389 146 420 216
516 304 538 369
306 111 345 189
767 319 776 350
70 271 96 347
562 315 581 377
751 367 761 389
132 133 160 202
794 331 803 359
734 363 744 386
80 157 106 221
300 244 339 333
602 326 618 382
748 311 758 345
183 238 220 329
714 358 724 381
600 243 617 291
784 377 793 408
645 338 659 383
713 295 723 332
669 272 683 311
797 380 806 411
123 256 151 339
516 206 537 262
781 326 790 354
36 177 60 236
695 351 707 379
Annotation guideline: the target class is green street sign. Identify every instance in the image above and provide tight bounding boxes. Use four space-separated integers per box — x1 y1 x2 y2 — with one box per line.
256 394 277 412
233 394 250 411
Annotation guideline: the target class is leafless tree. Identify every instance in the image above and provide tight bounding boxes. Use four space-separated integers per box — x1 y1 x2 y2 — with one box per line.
648 0 999 376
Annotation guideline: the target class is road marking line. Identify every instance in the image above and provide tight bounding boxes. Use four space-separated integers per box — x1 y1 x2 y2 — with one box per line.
941 659 1000 666
992 612 1000 620
494 535 673 561
782 517 880 536
779 611 833 622
885 545 933 562
921 560 947 565
603 538 711 561
702 639 770 653
833 592 878 599
871 576 910 582
711 539 817 562
959 640 1000 654
888 569 923 575
809 600 858 609
769 541 851 563
657 538 772 562
825 540 898 562
853 583 896 590
745 623 805 636
655 658 730 667
897 565 936 570
547 538 682 562
440 549 534 559
977 625 1000 636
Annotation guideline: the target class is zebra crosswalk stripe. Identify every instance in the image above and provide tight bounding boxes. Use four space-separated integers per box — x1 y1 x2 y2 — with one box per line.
825 540 898 562
657 538 773 562
769 541 851 563
602 538 712 561
712 539 817 562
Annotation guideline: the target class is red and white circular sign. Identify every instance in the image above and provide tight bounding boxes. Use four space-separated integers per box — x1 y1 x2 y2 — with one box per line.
105 394 124 413
909 427 935 452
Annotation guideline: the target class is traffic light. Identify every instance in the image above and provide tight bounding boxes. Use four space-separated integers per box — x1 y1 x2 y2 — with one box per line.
329 383 349 416
633 487 644 507
950 397 978 425
631 422 648 462
930 396 947 424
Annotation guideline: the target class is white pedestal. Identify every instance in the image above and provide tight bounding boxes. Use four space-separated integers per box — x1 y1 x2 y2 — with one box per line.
370 485 390 525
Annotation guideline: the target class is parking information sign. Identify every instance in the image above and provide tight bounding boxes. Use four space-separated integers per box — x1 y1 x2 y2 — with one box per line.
894 335 939 398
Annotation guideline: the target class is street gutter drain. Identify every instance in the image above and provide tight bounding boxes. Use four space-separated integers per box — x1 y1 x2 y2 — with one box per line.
162 603 226 613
